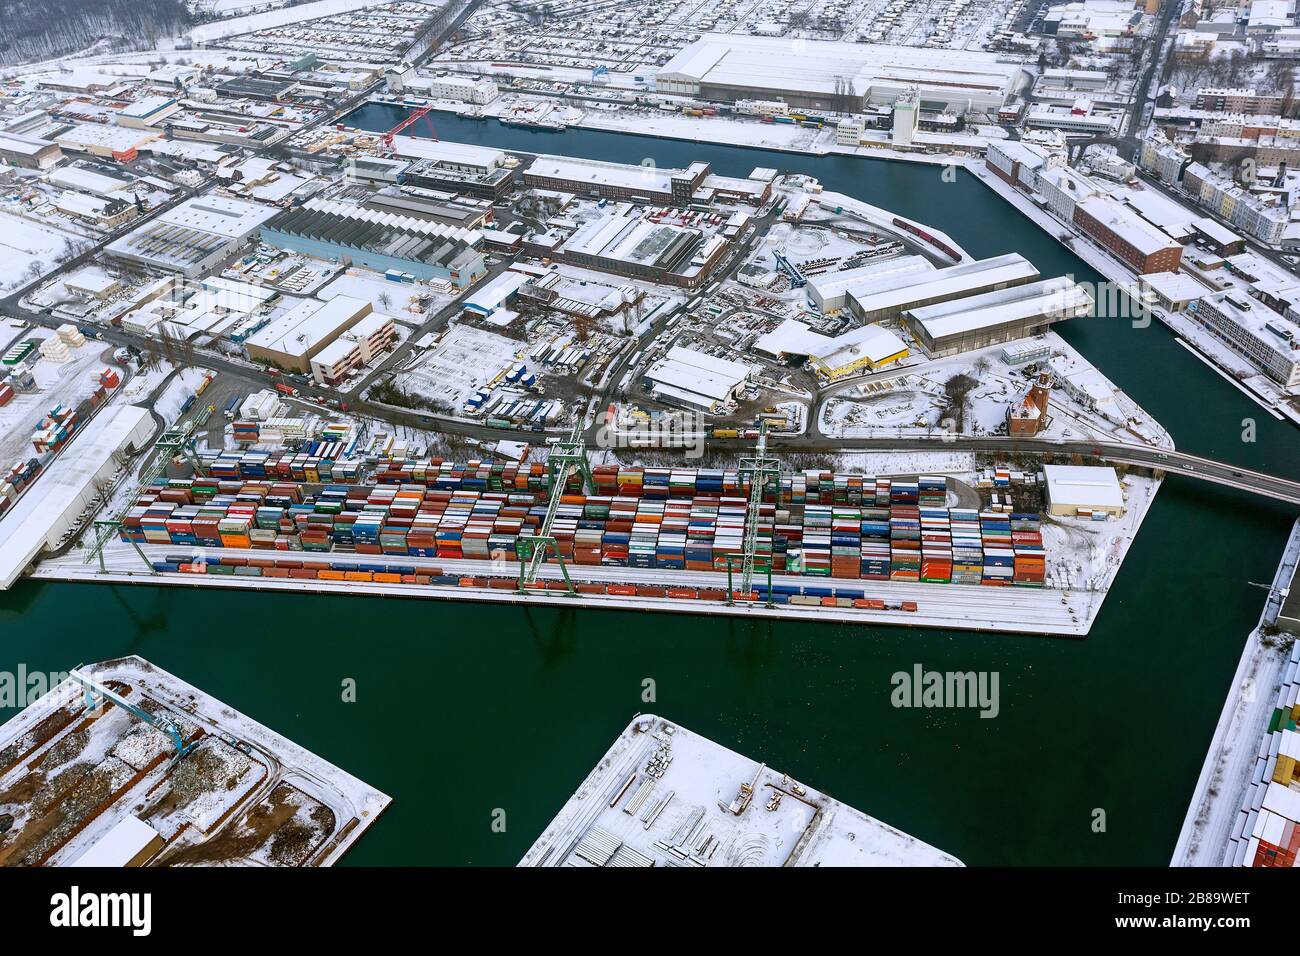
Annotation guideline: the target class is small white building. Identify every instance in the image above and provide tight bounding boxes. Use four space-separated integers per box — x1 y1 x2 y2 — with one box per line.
1043 464 1125 517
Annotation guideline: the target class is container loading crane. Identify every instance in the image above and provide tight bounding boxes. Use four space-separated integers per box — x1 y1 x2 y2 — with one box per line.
516 418 594 594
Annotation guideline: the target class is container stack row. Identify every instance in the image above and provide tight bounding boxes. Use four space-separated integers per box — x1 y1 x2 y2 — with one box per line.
119 466 1048 587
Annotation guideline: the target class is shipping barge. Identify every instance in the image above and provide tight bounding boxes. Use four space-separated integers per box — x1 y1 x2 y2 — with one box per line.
519 714 963 867
0 656 390 867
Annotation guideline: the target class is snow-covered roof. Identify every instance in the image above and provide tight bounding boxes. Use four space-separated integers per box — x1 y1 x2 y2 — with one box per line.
1043 464 1124 510
645 346 750 404
69 816 161 867
0 404 154 591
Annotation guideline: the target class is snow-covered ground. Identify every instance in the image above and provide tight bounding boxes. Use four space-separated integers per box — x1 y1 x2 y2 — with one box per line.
316 268 455 321
0 212 81 292
0 335 111 470
818 333 1174 449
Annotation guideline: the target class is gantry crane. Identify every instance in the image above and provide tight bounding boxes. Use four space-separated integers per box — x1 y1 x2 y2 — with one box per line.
84 416 204 573
728 421 781 603
516 418 594 594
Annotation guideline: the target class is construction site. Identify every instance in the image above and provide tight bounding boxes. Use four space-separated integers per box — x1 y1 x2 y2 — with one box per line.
0 656 390 867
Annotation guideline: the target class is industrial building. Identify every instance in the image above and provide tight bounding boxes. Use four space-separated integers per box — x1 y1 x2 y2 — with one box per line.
49 161 137 197
905 278 1094 357
245 295 376 372
755 317 909 378
53 123 159 163
1193 292 1300 387
1138 271 1209 312
106 195 280 277
389 71 498 104
985 140 1062 191
0 130 63 169
847 254 1040 322
1072 195 1184 274
643 346 751 411
524 155 711 206
215 76 299 101
259 197 487 288
308 312 398 385
558 209 727 288
1043 464 1125 517
115 95 180 129
806 255 934 314
656 35 1024 112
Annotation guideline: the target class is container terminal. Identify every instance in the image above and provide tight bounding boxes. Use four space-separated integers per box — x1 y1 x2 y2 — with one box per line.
0 656 390 866
21 410 1161 636
520 714 962 867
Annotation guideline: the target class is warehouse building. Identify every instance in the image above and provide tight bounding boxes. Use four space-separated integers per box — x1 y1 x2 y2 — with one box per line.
755 317 909 378
0 130 63 170
558 209 727 288
246 295 375 372
346 155 409 187
106 194 279 277
656 35 1024 112
49 161 137 197
1194 292 1300 387
985 140 1061 191
54 123 159 163
643 346 751 411
116 96 180 129
389 71 498 104
215 76 299 101
0 403 154 591
1043 464 1125 517
1073 195 1184 273
905 278 1093 357
524 155 712 205
806 255 934 314
847 253 1039 322
259 198 487 288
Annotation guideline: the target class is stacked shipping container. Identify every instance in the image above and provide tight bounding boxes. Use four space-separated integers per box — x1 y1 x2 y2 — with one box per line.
119 462 1049 587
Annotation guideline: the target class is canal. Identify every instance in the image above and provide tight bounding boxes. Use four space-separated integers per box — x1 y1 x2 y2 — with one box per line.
1 109 1296 866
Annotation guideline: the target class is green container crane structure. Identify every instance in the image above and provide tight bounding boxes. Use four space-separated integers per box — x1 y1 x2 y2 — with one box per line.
515 417 783 605
516 419 594 594
84 409 208 574
730 420 780 605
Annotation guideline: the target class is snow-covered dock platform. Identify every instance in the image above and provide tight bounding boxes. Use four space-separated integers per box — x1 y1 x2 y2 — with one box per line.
0 656 390 866
33 540 1105 636
520 714 962 867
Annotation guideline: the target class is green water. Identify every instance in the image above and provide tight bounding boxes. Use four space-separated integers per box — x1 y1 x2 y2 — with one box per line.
2 111 1296 866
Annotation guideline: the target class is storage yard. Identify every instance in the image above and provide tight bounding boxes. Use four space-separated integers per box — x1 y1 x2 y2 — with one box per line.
0 656 389 866
520 714 963 866
23 437 1162 636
